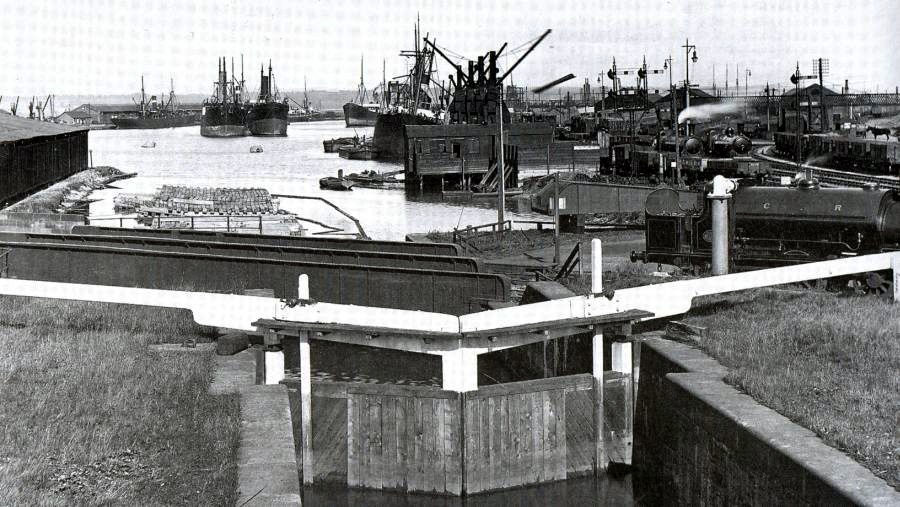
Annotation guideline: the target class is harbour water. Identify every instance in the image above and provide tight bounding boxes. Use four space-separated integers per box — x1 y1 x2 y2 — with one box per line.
87 121 544 240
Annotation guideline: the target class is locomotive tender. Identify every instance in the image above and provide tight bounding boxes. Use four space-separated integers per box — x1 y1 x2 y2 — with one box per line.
632 182 900 275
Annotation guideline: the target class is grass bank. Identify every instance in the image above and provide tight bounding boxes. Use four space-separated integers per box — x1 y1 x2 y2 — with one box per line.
0 297 240 505
683 290 900 490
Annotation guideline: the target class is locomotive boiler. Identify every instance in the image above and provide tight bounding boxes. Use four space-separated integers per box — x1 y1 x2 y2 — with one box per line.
682 127 752 158
632 182 900 277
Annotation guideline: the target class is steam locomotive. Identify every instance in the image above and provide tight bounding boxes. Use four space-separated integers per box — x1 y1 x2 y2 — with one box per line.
614 126 758 180
631 182 900 290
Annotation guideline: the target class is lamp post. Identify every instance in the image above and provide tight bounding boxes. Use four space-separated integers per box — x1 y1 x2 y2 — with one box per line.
681 39 698 135
664 55 680 183
745 68 751 97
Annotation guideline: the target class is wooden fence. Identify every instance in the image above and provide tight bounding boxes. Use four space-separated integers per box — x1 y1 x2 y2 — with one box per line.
283 373 613 496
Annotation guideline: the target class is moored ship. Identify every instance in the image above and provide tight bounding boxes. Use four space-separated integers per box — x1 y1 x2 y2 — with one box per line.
371 21 443 159
343 102 379 127
247 61 289 136
342 56 381 127
111 77 201 129
201 57 249 137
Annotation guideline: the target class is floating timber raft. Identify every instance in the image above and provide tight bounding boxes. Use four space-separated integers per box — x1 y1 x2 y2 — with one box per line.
115 185 279 214
115 186 305 236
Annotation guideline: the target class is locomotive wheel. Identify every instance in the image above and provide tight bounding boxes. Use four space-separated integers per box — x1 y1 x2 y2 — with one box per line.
865 271 893 298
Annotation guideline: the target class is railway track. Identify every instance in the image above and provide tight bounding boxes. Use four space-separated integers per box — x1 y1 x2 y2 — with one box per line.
751 146 900 189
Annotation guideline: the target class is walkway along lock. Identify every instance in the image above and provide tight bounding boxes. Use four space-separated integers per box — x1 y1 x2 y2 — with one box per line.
2 243 900 494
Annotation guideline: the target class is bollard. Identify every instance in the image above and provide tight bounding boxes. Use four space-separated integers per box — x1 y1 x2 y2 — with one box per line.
295 274 313 483
708 175 736 276
591 238 602 294
590 238 606 472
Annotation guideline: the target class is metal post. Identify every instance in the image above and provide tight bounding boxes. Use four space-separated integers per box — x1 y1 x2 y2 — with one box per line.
590 238 606 473
259 216 263 234
441 345 478 392
892 255 900 303
818 58 827 132
295 275 314 484
553 172 560 264
89 150 93 169
546 144 550 175
709 175 734 275
226 215 230 232
497 98 506 238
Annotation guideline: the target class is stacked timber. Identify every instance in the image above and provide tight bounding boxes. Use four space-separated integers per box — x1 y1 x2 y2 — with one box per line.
121 185 305 236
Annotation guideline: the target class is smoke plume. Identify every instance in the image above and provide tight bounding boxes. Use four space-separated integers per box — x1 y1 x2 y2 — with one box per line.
677 102 743 124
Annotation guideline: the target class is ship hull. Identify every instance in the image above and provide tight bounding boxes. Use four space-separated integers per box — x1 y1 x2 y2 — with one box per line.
247 102 289 136
111 114 200 129
373 112 440 159
343 103 379 127
201 104 249 138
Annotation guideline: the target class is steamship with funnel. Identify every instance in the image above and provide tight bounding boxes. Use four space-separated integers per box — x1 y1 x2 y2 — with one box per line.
201 57 249 137
343 56 381 127
371 21 442 159
111 76 200 129
246 61 289 136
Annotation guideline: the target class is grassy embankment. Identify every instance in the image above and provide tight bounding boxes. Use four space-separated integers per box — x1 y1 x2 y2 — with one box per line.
0 296 240 505
684 289 900 490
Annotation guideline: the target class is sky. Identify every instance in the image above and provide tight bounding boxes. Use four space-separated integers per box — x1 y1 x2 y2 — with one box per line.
2 0 898 98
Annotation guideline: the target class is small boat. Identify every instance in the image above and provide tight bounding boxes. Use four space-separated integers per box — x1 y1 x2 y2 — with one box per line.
141 141 157 148
250 145 264 153
347 169 401 186
337 144 379 160
319 177 355 191
320 170 355 191
323 136 358 153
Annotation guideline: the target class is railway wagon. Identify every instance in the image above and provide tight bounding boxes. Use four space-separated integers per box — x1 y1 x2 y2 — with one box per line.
73 225 463 257
2 232 482 273
0 240 509 315
774 131 900 175
631 183 900 293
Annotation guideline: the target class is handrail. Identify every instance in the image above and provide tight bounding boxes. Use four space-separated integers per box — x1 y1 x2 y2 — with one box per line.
0 249 896 342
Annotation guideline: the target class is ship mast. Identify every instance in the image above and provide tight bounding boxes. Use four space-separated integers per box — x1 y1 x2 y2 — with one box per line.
140 75 146 118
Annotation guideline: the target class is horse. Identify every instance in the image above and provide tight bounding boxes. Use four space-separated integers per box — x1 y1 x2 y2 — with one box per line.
866 126 892 140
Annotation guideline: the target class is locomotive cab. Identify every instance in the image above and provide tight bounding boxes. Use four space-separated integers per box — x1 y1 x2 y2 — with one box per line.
631 188 709 267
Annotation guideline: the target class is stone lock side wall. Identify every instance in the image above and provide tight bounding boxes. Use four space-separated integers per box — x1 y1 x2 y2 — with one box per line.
634 334 899 507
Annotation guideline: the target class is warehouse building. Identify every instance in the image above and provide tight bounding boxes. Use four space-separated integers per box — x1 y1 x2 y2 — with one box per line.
0 114 89 206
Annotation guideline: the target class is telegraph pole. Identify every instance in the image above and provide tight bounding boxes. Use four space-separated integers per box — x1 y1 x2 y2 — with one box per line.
665 55 680 183
681 39 698 135
815 58 830 131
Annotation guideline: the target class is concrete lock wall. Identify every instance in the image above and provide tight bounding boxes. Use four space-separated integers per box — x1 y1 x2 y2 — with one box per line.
72 225 464 257
0 240 509 315
10 232 481 273
634 335 900 506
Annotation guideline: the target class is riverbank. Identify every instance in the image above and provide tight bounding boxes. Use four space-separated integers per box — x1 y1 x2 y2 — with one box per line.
0 297 239 504
4 166 134 214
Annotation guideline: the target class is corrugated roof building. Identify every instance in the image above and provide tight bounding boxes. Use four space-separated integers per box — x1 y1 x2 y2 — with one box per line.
0 114 89 205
